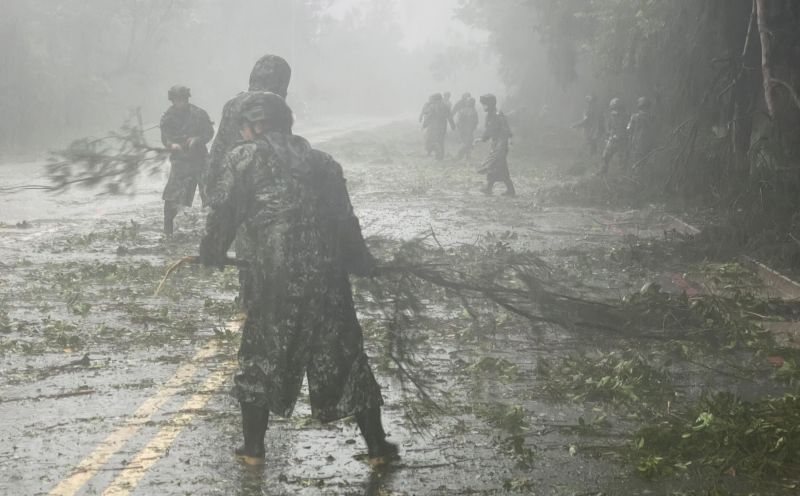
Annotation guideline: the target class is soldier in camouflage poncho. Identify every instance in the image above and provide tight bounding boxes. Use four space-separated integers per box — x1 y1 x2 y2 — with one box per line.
419 93 454 160
572 94 605 157
453 93 479 160
199 93 399 467
206 54 292 312
159 85 214 235
601 97 630 174
205 54 292 201
476 93 516 196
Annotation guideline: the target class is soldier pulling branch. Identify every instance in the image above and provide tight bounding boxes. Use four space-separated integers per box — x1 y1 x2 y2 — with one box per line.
199 92 399 467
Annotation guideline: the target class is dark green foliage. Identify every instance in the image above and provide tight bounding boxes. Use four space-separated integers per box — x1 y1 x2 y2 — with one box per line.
461 0 800 272
634 393 800 482
537 350 676 416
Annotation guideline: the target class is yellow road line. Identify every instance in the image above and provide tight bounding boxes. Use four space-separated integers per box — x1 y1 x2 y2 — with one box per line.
47 342 222 496
100 362 236 496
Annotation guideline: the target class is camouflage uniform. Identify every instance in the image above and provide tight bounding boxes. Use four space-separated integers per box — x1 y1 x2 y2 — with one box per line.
627 98 657 168
159 102 214 217
601 98 630 174
419 94 453 160
454 96 479 160
200 133 383 422
479 94 516 195
205 54 291 311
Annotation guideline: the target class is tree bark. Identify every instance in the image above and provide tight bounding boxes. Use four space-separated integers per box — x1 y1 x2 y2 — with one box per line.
756 0 777 119
732 0 759 180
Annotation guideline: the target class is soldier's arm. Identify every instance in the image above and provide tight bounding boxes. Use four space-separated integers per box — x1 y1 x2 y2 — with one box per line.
199 146 253 267
501 114 513 139
208 99 237 176
197 109 215 145
316 151 375 277
160 112 172 148
572 113 589 129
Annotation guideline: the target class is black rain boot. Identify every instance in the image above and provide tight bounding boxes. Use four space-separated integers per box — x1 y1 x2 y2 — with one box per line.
163 203 178 236
235 402 268 465
503 180 516 197
356 408 399 467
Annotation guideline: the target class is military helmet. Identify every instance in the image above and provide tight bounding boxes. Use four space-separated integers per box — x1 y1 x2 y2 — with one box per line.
637 96 652 110
249 55 291 97
479 93 497 108
609 97 624 110
240 92 293 133
168 85 191 101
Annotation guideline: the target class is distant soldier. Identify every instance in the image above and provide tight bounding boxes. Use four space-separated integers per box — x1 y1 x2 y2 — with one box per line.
601 97 630 174
627 97 657 169
451 92 469 116
205 54 292 202
476 93 516 196
419 94 453 160
443 91 453 116
199 92 398 467
454 94 479 160
159 85 214 235
572 95 605 156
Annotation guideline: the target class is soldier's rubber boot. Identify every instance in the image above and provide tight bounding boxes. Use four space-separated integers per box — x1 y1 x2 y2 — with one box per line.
163 203 178 236
235 402 268 465
503 180 516 197
356 407 399 467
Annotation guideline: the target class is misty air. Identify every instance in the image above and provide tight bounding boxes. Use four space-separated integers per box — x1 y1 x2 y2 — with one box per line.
3 1 800 495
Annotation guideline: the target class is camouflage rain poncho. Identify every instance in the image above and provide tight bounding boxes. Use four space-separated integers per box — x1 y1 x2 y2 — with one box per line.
200 132 383 422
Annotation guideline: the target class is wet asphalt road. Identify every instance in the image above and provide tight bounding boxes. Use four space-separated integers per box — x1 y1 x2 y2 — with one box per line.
0 120 709 495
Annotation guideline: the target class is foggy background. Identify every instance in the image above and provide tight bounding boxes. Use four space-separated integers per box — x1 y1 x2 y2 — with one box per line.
0 0 526 158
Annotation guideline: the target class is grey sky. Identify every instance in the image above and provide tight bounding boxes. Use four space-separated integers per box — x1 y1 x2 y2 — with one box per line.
326 0 475 48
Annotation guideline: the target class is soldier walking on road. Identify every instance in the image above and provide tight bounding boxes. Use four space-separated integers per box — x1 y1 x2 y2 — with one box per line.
199 93 399 467
476 93 516 196
419 93 454 160
451 92 469 117
454 94 479 160
572 94 605 156
160 85 214 235
443 92 453 116
601 97 630 174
